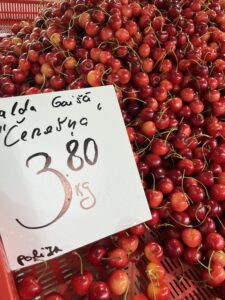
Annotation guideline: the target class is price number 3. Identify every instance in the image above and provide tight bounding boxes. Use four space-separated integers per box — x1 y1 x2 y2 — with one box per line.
15 138 98 229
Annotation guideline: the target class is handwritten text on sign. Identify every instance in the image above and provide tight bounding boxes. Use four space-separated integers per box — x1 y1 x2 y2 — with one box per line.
0 86 150 270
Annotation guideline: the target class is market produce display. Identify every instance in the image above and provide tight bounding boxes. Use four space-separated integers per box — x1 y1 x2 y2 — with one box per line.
0 0 225 299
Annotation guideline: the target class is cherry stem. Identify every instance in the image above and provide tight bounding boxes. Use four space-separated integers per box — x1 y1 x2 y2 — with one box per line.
216 215 225 230
208 250 215 278
146 270 159 282
123 97 147 104
149 276 157 300
144 223 151 231
177 257 185 282
123 281 130 300
168 211 193 228
40 75 46 91
34 258 48 282
72 251 83 275
177 274 208 285
157 223 175 228
110 236 119 248
102 256 122 261
197 257 210 271
201 141 209 169
194 203 202 223
125 43 142 64
194 205 211 228
185 176 210 199
150 173 155 190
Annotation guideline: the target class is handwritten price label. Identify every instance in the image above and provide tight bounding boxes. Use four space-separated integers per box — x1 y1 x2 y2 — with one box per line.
0 86 150 270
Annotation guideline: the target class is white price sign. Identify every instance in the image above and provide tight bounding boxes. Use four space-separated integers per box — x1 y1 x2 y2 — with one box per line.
0 85 151 270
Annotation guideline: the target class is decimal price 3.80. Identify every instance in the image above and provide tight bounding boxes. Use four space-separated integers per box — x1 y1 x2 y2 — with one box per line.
16 138 98 230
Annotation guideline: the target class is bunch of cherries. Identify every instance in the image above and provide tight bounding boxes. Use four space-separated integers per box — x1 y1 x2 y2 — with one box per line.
18 234 168 300
1 0 225 298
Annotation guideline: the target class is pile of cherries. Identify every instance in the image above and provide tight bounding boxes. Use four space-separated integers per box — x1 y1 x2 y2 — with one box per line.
1 0 225 298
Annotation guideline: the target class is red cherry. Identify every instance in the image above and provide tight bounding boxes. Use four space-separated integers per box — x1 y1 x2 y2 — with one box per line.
134 72 149 88
71 271 93 295
1 82 16 96
205 232 225 251
196 171 214 187
183 247 202 265
210 184 225 201
88 281 111 300
146 189 163 208
141 121 157 137
202 263 225 287
207 250 225 267
171 212 191 229
147 281 170 300
115 28 130 44
211 145 225 163
187 185 205 202
157 177 174 194
80 59 94 74
165 238 184 259
85 21 99 37
170 191 189 212
62 37 76 50
107 248 128 268
144 241 164 263
181 228 202 248
28 50 39 63
108 269 129 296
151 139 170 156
199 217 216 235
88 245 106 266
129 224 145 236
87 70 101 87
118 235 139 253
187 203 206 221
18 275 42 300
12 69 26 84
50 76 66 90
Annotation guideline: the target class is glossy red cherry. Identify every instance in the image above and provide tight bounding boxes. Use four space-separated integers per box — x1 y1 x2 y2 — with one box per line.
205 233 225 251
165 238 184 259
108 269 129 296
181 228 202 248
129 224 145 236
118 235 139 254
88 245 106 266
18 275 42 300
144 241 164 263
202 263 225 287
183 247 202 265
88 281 111 300
107 248 128 268
71 271 93 295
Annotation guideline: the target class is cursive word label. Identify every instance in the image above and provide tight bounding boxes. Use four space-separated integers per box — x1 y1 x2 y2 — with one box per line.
52 91 91 108
2 116 88 147
0 99 37 121
17 246 63 266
